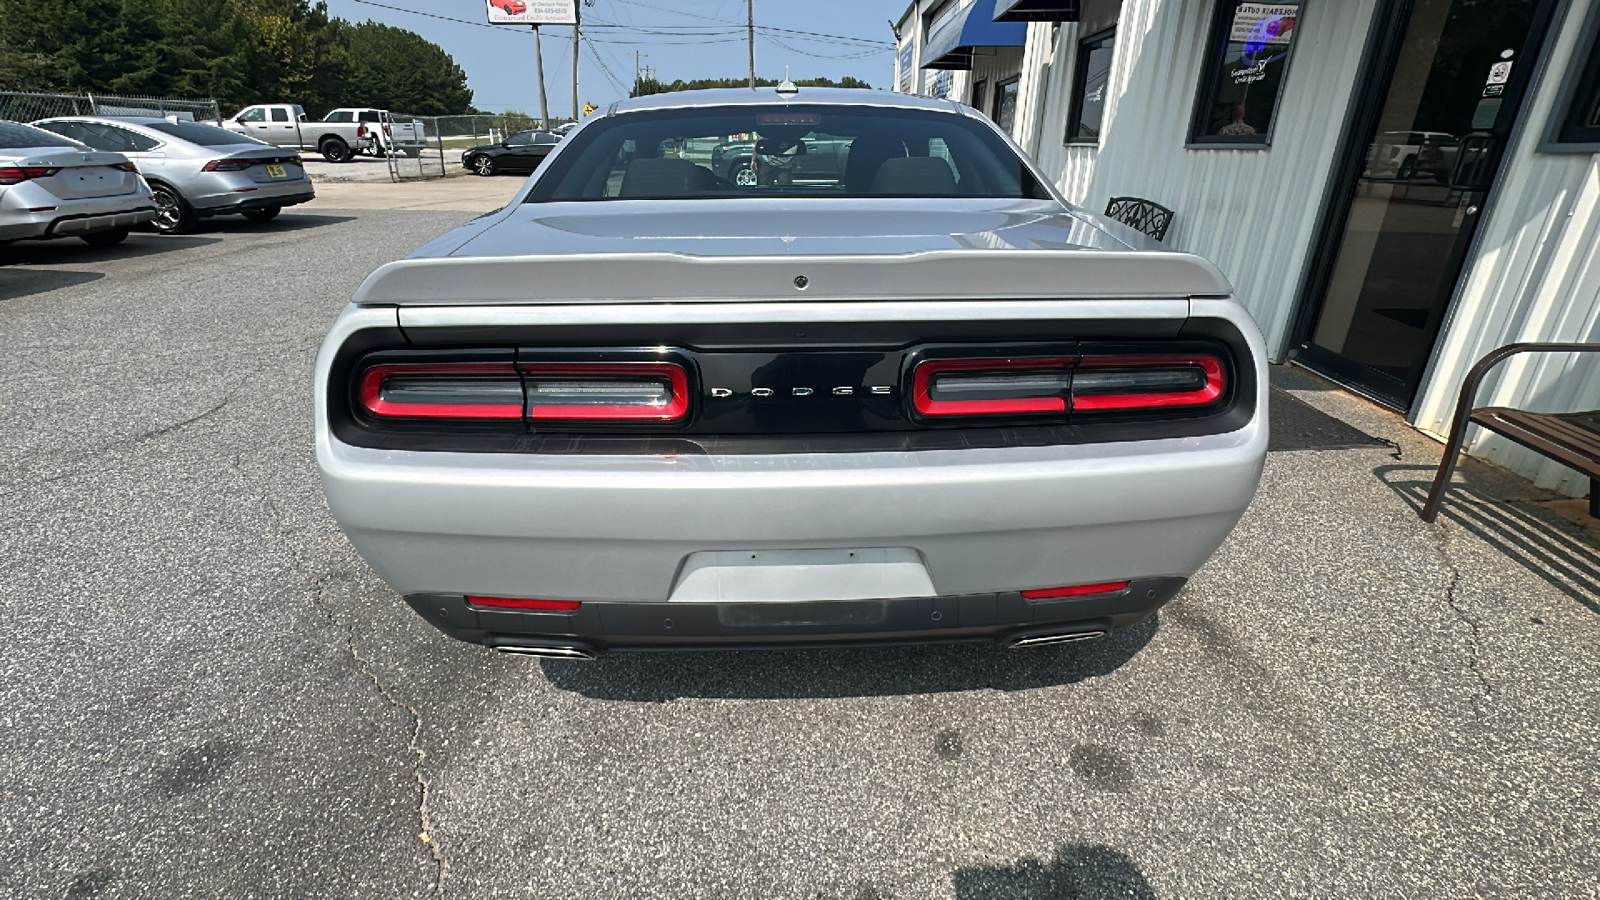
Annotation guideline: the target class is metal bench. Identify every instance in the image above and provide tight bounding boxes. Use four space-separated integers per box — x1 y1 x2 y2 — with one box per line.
1104 196 1174 242
1422 342 1600 522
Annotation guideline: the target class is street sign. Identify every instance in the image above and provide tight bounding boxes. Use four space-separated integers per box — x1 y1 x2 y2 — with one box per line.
582 103 596 116
485 0 577 26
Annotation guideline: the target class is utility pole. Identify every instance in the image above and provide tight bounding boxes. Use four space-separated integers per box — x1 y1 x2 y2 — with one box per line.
633 51 649 87
532 26 549 130
571 5 580 122
747 0 755 89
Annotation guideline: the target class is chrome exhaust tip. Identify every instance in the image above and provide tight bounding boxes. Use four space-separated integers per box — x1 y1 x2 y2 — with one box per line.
492 644 597 660
1009 629 1108 649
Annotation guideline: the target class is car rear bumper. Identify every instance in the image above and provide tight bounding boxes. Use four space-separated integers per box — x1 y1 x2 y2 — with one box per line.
194 187 314 217
405 576 1186 654
0 185 155 240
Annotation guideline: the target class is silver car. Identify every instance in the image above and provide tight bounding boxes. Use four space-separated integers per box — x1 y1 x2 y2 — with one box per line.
0 120 155 247
315 88 1268 659
31 117 314 234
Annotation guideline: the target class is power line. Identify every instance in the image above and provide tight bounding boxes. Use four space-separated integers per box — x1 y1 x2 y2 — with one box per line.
761 33 892 60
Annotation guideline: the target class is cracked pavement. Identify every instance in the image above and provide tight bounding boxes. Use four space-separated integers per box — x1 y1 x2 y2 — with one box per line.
2 210 1599 898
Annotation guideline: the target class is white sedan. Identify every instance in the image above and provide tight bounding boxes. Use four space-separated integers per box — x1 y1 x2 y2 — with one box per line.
315 88 1268 659
0 120 155 247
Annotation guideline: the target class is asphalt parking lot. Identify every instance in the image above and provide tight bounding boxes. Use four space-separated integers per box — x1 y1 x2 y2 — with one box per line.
2 203 1599 899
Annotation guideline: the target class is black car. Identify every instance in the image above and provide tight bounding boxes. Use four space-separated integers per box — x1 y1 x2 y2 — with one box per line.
461 129 560 176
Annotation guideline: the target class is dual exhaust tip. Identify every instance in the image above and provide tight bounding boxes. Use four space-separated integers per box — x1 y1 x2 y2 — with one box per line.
490 629 1108 659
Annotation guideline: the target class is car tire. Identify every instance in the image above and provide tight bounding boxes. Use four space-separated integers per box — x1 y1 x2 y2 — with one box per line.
151 184 197 235
473 155 496 177
79 227 130 247
320 138 351 163
734 165 757 187
241 207 281 223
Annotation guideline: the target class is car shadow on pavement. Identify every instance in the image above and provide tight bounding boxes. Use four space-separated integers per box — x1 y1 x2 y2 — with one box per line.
951 844 1156 899
538 615 1158 701
1377 463 1600 615
190 213 357 235
0 234 221 268
0 268 105 301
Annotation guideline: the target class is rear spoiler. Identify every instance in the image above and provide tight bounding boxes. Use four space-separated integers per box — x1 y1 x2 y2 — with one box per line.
352 249 1233 306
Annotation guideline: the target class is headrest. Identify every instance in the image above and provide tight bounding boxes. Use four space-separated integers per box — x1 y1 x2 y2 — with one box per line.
619 158 714 198
869 156 959 195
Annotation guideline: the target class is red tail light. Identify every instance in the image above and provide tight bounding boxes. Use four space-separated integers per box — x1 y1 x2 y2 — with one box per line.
202 158 254 172
360 363 523 419
1072 355 1225 411
518 361 689 422
913 357 1075 416
0 166 59 184
1022 580 1130 600
357 125 368 137
911 353 1225 417
113 162 138 173
467 596 582 612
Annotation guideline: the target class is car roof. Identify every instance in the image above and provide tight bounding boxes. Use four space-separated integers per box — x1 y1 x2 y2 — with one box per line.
37 116 189 126
605 87 962 117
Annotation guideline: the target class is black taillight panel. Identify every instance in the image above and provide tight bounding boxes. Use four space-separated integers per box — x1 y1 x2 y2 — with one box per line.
327 320 1255 454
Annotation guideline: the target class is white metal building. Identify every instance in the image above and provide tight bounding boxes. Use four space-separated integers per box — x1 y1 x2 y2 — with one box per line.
896 0 1600 498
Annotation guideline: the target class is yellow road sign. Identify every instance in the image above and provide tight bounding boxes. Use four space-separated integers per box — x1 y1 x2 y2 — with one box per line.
582 103 596 116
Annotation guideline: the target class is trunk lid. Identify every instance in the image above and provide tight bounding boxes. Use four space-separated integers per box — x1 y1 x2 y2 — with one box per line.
16 149 139 200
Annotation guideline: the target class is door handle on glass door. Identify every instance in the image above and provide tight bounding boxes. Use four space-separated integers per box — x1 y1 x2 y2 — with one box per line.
1449 132 1499 192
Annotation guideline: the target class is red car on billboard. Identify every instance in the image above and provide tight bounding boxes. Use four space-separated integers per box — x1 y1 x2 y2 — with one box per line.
489 0 527 15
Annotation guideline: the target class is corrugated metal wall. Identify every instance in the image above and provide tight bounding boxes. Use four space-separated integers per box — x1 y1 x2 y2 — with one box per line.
1025 0 1379 355
1411 0 1600 497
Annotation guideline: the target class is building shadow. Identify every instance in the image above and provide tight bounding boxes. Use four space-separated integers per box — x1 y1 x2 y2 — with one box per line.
539 614 1158 702
0 234 220 267
0 268 104 301
1377 463 1600 615
952 844 1155 899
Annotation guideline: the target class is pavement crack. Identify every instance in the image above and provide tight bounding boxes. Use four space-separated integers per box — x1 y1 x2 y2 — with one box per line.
1430 522 1494 702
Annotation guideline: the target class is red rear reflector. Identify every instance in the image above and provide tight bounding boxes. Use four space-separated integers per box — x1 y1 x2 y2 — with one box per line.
913 357 1075 416
27 206 57 212
467 596 582 612
360 363 523 419
1072 356 1225 411
1022 581 1130 600
519 361 689 421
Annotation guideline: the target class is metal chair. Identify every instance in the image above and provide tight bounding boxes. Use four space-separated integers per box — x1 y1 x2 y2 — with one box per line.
1104 196 1175 242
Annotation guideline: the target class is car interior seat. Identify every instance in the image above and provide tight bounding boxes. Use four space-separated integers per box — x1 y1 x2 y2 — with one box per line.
869 156 959 195
619 158 716 198
842 135 907 193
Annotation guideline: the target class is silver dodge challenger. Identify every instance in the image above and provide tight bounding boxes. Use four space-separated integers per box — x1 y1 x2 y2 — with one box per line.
314 88 1268 659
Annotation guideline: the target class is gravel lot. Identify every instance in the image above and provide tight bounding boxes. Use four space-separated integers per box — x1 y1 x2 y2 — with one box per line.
2 209 1598 898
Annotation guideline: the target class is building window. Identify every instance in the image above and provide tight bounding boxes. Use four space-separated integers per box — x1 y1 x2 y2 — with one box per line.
993 76 1021 133
1190 0 1303 146
1557 30 1600 143
1065 28 1116 144
971 79 989 118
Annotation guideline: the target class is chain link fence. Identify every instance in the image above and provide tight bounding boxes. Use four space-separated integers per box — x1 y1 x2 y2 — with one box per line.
377 113 576 181
0 90 221 125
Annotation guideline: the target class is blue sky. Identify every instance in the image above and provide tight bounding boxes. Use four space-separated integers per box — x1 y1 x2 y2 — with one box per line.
323 0 902 115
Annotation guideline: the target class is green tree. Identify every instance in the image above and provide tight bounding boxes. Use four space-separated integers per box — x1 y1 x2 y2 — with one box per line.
339 21 473 116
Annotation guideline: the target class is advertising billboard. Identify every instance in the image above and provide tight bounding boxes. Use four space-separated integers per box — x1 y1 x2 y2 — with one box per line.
485 0 577 26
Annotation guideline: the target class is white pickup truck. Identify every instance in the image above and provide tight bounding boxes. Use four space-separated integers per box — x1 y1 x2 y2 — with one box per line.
222 103 374 163
323 108 428 159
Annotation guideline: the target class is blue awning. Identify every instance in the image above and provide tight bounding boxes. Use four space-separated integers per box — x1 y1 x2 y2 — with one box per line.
993 0 1081 22
922 0 1028 70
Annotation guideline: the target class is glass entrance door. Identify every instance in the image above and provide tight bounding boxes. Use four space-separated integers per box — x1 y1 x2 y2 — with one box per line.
1296 0 1556 408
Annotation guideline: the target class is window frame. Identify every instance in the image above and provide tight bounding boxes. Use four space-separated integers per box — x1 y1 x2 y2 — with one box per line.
1064 26 1117 146
970 78 989 118
1187 0 1306 149
992 75 1021 133
1548 6 1600 148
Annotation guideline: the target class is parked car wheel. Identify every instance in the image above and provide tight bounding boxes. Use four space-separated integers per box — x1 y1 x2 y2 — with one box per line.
473 154 495 177
79 227 130 247
733 165 757 187
320 138 352 163
241 207 281 223
150 184 197 235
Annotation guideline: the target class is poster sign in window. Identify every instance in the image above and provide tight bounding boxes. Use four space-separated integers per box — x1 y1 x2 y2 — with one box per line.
1192 0 1302 144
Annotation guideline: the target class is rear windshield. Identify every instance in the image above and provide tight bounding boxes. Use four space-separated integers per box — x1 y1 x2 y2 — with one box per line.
0 121 82 149
526 104 1050 202
147 121 266 146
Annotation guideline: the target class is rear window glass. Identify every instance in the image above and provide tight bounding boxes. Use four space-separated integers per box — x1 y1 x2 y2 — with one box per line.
527 104 1050 202
0 121 82 149
147 121 266 146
